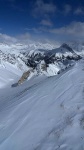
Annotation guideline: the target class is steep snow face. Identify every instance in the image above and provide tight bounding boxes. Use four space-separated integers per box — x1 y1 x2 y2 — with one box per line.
0 62 24 88
0 60 84 150
0 54 29 71
50 43 77 57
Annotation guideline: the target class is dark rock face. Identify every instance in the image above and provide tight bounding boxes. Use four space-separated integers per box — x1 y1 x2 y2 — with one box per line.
20 43 81 69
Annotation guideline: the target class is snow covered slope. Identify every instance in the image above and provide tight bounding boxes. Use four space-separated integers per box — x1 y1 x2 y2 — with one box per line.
0 59 84 150
0 63 23 88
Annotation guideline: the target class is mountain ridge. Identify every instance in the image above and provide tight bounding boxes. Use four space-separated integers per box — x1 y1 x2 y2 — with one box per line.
0 42 82 85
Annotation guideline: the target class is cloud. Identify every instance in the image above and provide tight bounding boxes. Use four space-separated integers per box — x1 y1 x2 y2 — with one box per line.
48 22 84 40
24 28 42 34
32 0 56 18
0 33 17 43
0 22 84 44
63 4 72 14
17 33 31 40
74 7 84 15
23 22 84 42
40 19 53 26
0 32 32 44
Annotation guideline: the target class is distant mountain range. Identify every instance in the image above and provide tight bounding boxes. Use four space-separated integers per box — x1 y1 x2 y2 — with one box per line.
0 42 83 84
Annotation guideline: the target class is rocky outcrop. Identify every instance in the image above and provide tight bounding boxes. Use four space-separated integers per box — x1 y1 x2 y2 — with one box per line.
18 69 33 85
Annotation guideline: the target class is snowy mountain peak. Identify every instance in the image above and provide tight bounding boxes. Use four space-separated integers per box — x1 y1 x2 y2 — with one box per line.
61 43 76 54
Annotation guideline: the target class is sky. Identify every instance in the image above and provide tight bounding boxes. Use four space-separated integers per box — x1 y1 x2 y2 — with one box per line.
0 0 84 43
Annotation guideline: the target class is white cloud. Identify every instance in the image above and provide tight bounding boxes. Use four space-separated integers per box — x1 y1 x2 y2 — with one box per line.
74 7 84 15
0 22 84 44
17 33 31 39
23 22 84 42
32 0 56 17
40 19 53 26
0 32 34 44
0 33 17 43
49 22 84 39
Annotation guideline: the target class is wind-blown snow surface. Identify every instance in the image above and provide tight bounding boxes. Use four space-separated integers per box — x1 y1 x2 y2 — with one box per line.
0 60 84 150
